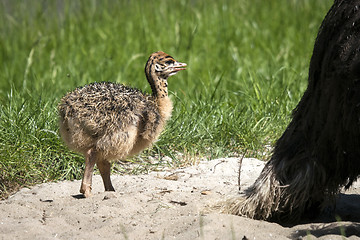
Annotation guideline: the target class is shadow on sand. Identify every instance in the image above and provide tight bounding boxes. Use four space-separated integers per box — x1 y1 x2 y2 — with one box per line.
290 193 360 238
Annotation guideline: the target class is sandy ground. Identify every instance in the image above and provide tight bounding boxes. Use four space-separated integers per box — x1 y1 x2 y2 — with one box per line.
0 158 359 240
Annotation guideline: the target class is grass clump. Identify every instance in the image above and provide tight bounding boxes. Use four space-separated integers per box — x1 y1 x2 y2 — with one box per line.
0 89 83 197
0 0 333 198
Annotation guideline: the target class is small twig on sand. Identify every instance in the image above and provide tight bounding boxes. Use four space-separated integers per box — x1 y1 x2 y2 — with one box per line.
213 159 226 173
238 149 247 191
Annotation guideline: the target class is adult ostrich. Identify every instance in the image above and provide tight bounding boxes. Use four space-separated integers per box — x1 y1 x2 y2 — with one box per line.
226 0 360 222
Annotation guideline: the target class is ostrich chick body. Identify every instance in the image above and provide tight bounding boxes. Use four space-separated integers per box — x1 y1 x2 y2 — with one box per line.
58 51 186 197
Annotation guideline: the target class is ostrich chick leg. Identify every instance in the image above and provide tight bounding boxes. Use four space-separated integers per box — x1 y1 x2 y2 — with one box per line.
96 159 115 192
80 148 97 197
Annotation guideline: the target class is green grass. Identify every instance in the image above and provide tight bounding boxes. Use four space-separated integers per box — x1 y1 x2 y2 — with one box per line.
0 0 333 198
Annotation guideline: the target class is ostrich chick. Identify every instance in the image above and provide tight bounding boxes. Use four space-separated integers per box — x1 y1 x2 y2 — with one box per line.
58 51 186 197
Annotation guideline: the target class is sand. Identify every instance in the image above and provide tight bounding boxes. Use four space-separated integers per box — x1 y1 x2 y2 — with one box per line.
0 158 359 239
